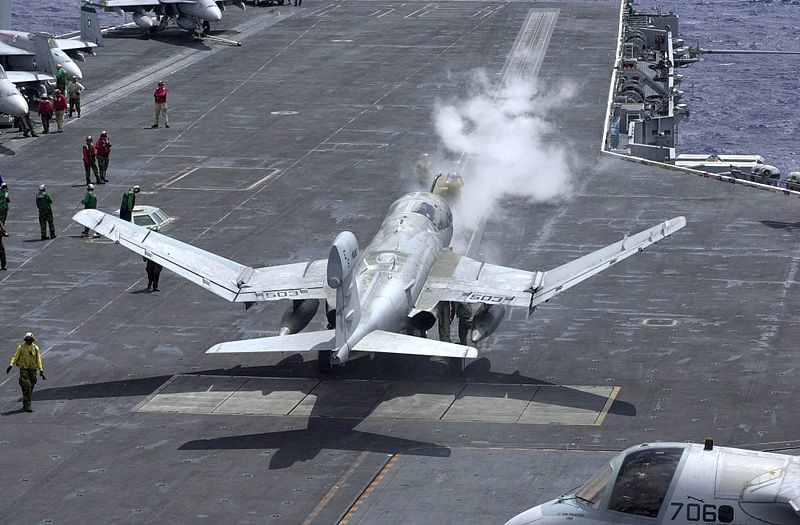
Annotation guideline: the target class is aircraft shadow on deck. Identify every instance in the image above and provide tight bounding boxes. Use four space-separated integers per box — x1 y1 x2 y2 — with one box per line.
761 220 800 231
29 354 635 469
103 28 212 50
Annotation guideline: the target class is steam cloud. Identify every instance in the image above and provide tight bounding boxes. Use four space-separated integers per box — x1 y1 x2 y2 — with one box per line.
429 71 576 251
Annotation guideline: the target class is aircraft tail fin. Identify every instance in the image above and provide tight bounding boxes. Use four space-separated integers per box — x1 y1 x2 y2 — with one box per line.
327 232 361 362
0 0 10 30
81 4 104 47
206 330 335 354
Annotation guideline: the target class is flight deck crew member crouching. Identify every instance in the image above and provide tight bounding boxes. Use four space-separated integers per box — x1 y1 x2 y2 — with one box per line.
119 185 139 222
36 185 55 240
152 80 169 128
6 332 45 412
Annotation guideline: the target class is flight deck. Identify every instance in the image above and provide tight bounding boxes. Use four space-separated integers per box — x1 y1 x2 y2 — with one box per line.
1 1 800 524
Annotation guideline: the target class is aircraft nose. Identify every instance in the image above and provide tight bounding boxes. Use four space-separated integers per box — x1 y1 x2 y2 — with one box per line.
208 4 222 21
504 505 545 525
63 61 83 81
9 93 29 117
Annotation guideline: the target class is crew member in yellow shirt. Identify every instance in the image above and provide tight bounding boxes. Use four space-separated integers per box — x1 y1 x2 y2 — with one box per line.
6 332 45 412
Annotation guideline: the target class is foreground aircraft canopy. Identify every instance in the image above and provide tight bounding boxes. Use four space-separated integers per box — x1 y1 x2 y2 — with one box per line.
74 191 685 372
506 441 800 525
85 0 242 32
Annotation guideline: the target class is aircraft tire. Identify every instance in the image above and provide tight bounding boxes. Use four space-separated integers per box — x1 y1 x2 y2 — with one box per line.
318 350 333 374
447 357 465 376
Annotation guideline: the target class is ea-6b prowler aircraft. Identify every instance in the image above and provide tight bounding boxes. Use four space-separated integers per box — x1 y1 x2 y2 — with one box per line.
74 191 685 373
505 441 800 525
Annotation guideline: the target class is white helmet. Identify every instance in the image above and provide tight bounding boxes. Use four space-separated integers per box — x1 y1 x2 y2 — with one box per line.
24 332 35 341
87 184 94 191
38 184 46 191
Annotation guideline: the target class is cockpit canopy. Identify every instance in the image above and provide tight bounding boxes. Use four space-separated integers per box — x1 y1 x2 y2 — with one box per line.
386 193 453 232
575 447 685 518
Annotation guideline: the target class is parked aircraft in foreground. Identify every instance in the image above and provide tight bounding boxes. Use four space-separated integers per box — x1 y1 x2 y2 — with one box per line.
0 64 44 116
505 441 800 525
0 30 97 81
74 191 685 373
85 0 242 34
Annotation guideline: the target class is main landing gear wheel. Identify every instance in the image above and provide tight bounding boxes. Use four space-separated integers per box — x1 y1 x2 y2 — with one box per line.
318 350 333 374
448 357 466 376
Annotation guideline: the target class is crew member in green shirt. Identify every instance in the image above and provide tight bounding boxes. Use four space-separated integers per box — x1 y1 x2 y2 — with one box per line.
36 184 55 240
80 184 97 237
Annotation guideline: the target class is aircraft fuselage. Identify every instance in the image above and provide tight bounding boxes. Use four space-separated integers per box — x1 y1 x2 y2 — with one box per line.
0 31 83 80
334 192 453 362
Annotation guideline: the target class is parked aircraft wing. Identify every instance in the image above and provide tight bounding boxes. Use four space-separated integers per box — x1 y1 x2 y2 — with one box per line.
207 330 335 354
351 330 478 358
414 217 686 314
73 209 327 303
5 70 54 83
0 42 33 56
92 0 162 7
53 39 98 51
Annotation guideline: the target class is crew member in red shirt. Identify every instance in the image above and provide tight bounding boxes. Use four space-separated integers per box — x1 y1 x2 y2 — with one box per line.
94 131 111 183
37 95 53 134
52 89 68 133
152 80 169 128
82 136 101 185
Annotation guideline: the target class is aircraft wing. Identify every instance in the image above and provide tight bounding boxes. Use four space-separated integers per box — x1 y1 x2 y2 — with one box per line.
73 209 327 303
5 70 55 83
414 217 686 314
89 0 193 8
53 38 98 51
0 42 33 56
92 0 160 7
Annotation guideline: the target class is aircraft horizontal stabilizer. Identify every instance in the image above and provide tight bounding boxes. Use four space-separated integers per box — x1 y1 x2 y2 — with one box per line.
351 330 478 358
206 330 335 354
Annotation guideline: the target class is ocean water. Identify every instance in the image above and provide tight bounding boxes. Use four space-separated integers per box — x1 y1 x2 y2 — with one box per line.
637 0 800 174
11 0 119 34
12 0 800 173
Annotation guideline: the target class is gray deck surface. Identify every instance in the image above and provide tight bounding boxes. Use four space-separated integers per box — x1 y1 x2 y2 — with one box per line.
2 1 800 524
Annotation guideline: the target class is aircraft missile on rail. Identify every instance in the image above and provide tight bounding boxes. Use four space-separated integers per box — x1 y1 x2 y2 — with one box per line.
506 440 800 525
74 191 685 373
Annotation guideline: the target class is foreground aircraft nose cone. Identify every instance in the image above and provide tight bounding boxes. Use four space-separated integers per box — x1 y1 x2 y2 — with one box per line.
8 93 28 117
63 61 83 80
504 505 545 525
209 5 222 21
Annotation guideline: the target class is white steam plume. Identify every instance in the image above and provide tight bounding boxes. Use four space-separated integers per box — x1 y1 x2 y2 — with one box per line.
431 71 576 251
